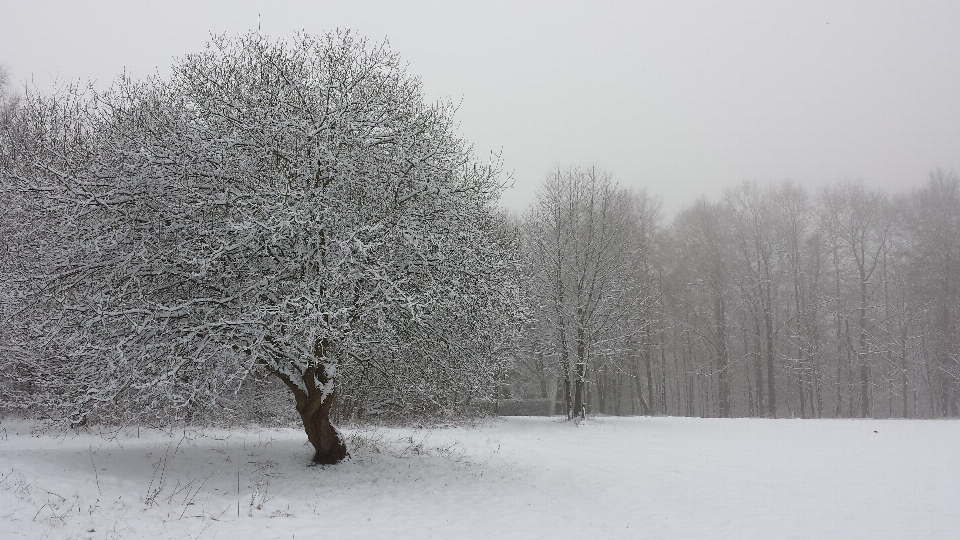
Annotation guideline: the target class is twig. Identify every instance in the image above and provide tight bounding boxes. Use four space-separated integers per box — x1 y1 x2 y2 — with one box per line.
32 501 48 521
193 519 215 540
178 472 214 520
89 445 102 496
209 503 232 522
145 444 172 506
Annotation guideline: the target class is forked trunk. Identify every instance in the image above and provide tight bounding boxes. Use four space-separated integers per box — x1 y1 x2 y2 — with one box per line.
300 387 348 465
271 358 348 465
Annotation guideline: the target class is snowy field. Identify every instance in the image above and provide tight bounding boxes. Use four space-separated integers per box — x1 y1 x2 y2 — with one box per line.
1 416 959 540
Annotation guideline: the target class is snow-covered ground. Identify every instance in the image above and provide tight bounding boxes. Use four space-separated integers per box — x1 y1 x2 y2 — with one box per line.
1 416 958 539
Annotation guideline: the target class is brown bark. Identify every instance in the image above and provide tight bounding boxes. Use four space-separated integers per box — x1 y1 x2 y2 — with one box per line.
299 387 348 465
271 356 348 465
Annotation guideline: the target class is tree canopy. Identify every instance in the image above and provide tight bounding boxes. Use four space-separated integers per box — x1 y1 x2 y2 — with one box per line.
0 31 522 463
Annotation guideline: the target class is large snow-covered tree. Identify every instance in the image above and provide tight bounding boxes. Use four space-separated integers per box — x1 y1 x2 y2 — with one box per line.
0 31 521 463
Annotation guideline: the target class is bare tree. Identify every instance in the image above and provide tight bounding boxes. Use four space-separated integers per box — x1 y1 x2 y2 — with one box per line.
516 171 960 420
769 182 824 418
525 166 646 418
819 182 893 418
725 183 780 417
908 169 960 416
627 190 664 415
663 199 733 417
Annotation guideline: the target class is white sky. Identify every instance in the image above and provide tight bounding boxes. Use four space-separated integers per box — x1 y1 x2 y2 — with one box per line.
2 1 959 215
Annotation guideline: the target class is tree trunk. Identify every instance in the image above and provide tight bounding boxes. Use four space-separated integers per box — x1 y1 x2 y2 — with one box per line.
272 353 348 465
859 276 870 418
596 365 607 414
644 340 655 414
715 294 730 417
754 318 765 416
659 341 668 415
585 370 593 416
299 388 348 465
573 328 587 418
554 374 565 415
614 369 623 416
764 290 776 418
573 362 586 418
794 262 807 419
537 351 549 399
632 362 651 416
559 327 573 418
901 326 910 418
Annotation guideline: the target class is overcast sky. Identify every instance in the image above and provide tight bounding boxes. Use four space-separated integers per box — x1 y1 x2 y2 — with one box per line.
2 1 959 215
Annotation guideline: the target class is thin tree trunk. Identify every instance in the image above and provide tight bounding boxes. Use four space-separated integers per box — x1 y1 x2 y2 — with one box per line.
536 351 549 399
614 369 622 416
573 363 586 419
596 365 607 414
573 327 587 418
742 312 754 416
644 345 655 415
754 318 765 416
715 294 731 417
659 340 668 415
554 374 564 415
632 353 651 416
859 275 870 418
764 288 776 418
901 326 910 418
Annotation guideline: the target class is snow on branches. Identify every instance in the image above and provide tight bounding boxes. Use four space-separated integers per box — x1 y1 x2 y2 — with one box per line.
0 32 522 458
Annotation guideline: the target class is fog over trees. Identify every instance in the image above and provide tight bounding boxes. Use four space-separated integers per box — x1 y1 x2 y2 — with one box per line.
2 30 960 472
513 169 960 420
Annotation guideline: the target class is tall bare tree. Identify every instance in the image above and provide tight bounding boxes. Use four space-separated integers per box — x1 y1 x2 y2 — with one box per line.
725 183 780 417
820 182 893 418
525 166 647 418
908 170 960 416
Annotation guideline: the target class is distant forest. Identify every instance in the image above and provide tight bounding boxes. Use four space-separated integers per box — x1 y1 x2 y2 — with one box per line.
513 166 960 420
3 44 959 426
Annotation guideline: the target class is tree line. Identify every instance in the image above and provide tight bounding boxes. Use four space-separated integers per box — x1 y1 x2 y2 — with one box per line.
513 166 960 420
2 30 959 471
